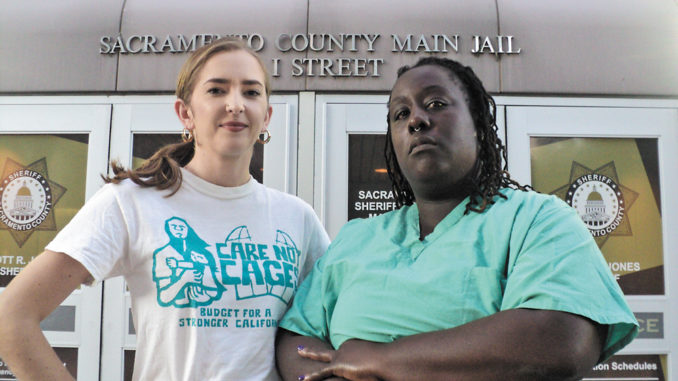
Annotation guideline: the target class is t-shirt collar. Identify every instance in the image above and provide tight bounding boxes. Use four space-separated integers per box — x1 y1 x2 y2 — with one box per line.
180 167 257 199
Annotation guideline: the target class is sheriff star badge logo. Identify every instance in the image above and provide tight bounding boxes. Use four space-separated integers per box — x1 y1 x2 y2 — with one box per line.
549 161 638 248
0 158 66 247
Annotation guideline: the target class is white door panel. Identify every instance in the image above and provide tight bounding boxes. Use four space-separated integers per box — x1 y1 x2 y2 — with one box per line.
506 105 678 376
102 94 298 381
0 99 110 380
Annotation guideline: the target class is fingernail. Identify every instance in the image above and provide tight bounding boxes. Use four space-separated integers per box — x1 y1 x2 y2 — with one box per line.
297 345 305 351
298 376 305 381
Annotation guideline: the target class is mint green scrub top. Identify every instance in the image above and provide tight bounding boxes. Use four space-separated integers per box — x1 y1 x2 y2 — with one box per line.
280 189 638 361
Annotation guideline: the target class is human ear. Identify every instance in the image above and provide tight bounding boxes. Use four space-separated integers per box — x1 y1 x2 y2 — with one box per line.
263 104 273 128
174 98 194 130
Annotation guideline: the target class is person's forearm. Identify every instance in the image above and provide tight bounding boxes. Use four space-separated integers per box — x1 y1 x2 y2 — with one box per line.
0 251 89 381
373 309 603 381
276 329 347 381
0 314 75 381
159 272 194 303
159 280 185 303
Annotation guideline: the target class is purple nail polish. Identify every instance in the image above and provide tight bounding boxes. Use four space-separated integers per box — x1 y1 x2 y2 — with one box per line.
297 345 305 351
298 376 305 381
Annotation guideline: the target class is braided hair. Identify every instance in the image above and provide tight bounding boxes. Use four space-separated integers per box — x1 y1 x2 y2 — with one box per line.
385 56 529 214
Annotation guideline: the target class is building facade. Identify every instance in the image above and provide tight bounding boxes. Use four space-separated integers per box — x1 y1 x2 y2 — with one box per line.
1 1 677 379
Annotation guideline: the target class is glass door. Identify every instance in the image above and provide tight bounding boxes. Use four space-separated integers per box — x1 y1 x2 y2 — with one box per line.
313 95 390 239
101 94 299 381
0 98 111 380
506 103 678 380
313 95 506 239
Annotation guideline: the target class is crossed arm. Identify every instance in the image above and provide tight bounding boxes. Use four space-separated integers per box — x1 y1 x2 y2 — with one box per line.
276 308 605 381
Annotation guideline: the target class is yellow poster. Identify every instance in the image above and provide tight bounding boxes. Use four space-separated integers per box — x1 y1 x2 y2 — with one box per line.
530 137 663 295
0 134 88 286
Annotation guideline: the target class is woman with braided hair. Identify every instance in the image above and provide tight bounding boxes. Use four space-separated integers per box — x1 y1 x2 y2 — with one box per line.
276 57 637 381
385 57 528 214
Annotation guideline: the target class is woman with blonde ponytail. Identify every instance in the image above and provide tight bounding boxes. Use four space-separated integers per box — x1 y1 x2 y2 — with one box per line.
0 38 329 381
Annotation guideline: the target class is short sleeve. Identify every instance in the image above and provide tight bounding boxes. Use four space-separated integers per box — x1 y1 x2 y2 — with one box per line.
279 252 332 342
501 196 638 361
45 184 130 284
299 204 330 282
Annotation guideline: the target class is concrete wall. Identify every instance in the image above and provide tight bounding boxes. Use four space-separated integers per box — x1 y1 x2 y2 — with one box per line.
1 0 676 95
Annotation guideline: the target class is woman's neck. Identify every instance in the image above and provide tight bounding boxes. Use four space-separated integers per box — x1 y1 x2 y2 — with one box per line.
184 152 251 187
411 175 474 239
416 197 465 240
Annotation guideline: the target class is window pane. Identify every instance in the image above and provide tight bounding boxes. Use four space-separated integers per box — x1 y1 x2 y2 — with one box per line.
0 134 88 286
132 134 264 183
530 137 663 295
347 134 396 220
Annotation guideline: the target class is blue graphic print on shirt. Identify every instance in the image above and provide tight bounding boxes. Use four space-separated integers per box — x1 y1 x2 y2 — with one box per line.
152 218 301 309
216 225 301 304
152 217 224 308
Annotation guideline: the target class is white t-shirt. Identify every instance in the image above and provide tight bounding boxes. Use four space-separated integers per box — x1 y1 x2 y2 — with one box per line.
47 169 330 381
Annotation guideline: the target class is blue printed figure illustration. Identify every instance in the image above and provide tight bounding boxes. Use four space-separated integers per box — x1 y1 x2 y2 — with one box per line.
153 217 223 308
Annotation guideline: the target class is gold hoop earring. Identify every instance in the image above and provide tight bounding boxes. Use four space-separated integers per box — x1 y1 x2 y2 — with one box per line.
257 130 271 144
182 128 193 142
